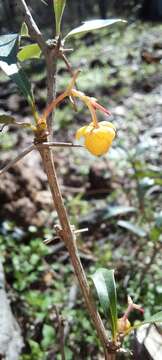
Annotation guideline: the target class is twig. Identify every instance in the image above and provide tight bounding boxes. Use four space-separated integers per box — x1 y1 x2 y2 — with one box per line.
17 0 47 55
37 141 83 148
0 144 35 175
61 53 78 111
61 53 74 76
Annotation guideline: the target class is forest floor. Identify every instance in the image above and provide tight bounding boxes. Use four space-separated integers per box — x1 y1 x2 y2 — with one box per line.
0 21 162 359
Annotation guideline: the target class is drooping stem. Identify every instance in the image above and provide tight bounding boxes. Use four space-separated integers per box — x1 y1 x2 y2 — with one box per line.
41 90 68 121
87 103 99 128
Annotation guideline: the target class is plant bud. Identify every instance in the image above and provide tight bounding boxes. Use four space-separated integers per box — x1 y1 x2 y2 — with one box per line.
117 317 131 334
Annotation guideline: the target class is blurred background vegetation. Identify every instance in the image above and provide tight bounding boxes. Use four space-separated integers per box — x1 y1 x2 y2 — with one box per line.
0 1 162 359
1 0 162 33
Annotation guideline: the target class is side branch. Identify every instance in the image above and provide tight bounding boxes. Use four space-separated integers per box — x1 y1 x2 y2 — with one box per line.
0 144 35 176
17 0 47 55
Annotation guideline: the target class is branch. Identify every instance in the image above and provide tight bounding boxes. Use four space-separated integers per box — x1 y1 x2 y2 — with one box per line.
0 144 35 176
17 0 47 55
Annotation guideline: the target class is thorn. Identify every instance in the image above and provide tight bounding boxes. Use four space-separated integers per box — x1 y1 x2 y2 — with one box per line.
74 228 89 235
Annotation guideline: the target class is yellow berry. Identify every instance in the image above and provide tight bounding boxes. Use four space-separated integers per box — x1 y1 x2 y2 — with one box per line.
76 121 116 156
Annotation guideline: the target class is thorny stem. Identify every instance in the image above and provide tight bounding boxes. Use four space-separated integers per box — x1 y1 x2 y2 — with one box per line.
39 146 115 358
17 1 116 358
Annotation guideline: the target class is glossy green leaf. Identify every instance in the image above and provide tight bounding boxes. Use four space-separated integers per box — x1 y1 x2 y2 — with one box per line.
130 311 162 332
11 68 34 106
20 22 29 38
103 206 136 220
0 60 34 106
17 43 41 62
53 0 66 35
91 268 117 339
0 61 34 105
0 32 34 106
0 33 19 61
65 19 126 39
117 220 147 237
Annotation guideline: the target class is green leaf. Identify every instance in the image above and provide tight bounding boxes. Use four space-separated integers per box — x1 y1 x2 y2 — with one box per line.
65 19 126 39
11 67 34 105
0 114 17 125
0 114 32 130
0 33 34 106
130 311 162 332
17 44 41 62
0 33 19 61
91 268 117 339
103 206 136 220
20 22 29 38
28 340 44 358
117 220 147 237
42 324 55 349
0 61 34 106
53 0 66 35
